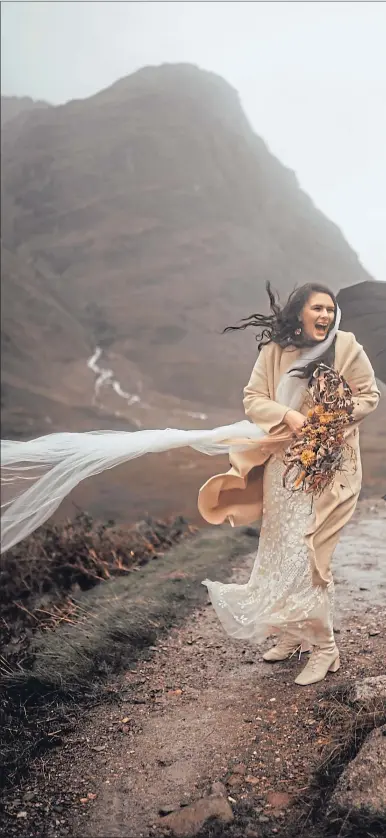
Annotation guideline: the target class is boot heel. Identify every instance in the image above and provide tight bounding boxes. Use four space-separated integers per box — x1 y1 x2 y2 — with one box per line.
328 654 340 673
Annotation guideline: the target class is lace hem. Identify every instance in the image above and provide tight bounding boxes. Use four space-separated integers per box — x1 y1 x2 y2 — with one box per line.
202 456 334 645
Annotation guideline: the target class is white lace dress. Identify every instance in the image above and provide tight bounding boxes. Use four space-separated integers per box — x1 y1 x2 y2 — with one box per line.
202 454 334 645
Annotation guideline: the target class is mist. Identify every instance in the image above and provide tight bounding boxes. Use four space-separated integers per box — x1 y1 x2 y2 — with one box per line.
1 1 385 279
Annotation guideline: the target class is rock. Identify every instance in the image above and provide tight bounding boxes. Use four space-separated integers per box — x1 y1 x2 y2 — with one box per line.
228 774 243 787
245 776 259 785
266 791 293 810
350 675 386 705
231 762 246 775
210 782 227 798
158 804 177 816
328 725 386 831
160 795 233 837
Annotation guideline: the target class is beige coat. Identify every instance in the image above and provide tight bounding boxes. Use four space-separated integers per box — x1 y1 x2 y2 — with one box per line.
198 331 380 587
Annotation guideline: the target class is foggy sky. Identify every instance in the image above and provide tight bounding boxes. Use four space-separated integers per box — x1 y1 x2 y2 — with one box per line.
1 1 385 280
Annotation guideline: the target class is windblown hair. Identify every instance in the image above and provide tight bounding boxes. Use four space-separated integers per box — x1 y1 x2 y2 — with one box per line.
224 281 338 380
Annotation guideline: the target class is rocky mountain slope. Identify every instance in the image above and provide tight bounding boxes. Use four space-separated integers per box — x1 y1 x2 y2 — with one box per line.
1 65 384 518
1 95 50 127
337 280 386 382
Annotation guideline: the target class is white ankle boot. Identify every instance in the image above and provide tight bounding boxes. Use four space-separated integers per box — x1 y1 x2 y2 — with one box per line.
294 631 340 685
263 634 311 662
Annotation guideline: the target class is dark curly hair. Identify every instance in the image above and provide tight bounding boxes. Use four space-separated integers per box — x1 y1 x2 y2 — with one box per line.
224 281 338 380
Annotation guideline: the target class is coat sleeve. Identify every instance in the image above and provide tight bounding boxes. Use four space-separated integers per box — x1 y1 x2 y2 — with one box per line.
243 345 291 434
346 344 380 424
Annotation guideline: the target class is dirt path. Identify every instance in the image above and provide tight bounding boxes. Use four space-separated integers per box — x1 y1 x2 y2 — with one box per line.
4 500 386 838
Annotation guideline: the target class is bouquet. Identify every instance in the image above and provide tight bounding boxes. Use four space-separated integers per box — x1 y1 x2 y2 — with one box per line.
283 364 355 496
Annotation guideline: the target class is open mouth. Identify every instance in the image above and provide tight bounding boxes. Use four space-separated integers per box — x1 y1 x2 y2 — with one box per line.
315 323 329 335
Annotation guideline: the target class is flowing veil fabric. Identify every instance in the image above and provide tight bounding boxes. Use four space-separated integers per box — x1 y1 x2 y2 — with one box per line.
0 311 340 554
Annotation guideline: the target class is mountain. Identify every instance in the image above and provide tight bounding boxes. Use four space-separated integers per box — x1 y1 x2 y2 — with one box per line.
1 64 383 520
1 95 51 127
337 281 386 382
1 95 51 125
0 246 105 437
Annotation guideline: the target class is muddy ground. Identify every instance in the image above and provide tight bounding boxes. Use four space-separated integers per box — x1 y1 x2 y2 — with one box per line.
1 499 385 838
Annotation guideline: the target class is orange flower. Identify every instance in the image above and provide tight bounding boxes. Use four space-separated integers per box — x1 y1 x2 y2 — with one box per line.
300 449 316 466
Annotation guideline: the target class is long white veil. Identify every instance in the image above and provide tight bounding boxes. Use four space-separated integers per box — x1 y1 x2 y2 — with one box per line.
1 310 340 553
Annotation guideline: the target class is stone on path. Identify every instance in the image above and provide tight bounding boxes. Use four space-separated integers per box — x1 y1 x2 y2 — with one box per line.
350 674 386 705
266 790 294 812
160 794 233 837
328 724 386 832
210 781 227 798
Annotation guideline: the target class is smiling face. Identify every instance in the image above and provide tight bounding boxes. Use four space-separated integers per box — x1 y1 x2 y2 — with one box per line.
300 292 336 342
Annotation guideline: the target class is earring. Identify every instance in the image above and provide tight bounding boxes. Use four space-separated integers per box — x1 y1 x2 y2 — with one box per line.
295 327 302 336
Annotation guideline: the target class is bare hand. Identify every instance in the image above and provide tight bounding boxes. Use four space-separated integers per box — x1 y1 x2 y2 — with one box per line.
284 409 306 436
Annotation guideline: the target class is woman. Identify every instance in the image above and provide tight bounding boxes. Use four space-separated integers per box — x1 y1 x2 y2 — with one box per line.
0 283 380 688
198 282 380 686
